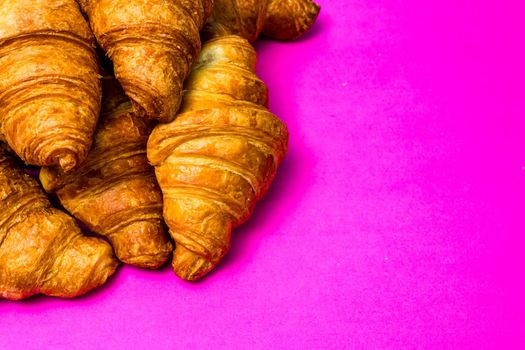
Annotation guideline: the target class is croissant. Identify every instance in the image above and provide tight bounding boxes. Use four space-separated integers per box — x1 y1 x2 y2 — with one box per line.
77 0 214 122
0 146 117 300
0 0 102 171
40 78 173 269
148 36 288 280
204 0 320 42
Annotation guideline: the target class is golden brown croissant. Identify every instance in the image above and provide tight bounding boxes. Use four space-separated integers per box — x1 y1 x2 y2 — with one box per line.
204 0 320 42
148 36 288 281
0 146 117 300
40 78 173 269
78 0 214 122
0 0 102 172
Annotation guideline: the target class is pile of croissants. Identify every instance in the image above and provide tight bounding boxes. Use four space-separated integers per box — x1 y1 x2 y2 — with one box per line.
0 0 319 300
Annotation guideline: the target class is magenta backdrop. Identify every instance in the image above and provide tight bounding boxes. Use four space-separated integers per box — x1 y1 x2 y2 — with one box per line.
1 1 524 349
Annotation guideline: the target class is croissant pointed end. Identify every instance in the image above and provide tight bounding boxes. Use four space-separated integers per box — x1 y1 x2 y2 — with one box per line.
306 2 321 29
109 222 173 269
263 0 321 41
172 245 215 281
41 236 119 298
58 152 78 172
122 251 172 270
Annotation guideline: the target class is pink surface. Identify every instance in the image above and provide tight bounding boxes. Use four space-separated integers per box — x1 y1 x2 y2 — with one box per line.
1 1 524 348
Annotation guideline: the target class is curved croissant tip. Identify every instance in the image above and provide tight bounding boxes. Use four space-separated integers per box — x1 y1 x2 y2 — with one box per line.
172 245 215 281
295 0 321 37
263 0 321 41
58 152 78 172
119 249 173 270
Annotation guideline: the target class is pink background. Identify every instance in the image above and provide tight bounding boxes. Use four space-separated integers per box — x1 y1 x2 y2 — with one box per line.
1 1 524 348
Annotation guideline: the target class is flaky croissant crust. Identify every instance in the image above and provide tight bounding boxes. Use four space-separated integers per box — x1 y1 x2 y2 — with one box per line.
204 0 320 42
148 36 288 280
40 78 173 269
0 146 117 300
0 0 101 171
79 0 214 122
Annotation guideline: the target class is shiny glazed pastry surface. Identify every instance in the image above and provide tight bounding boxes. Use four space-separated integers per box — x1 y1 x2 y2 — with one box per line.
204 0 320 42
148 36 288 281
0 146 117 300
78 0 214 122
0 0 102 172
40 78 173 269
